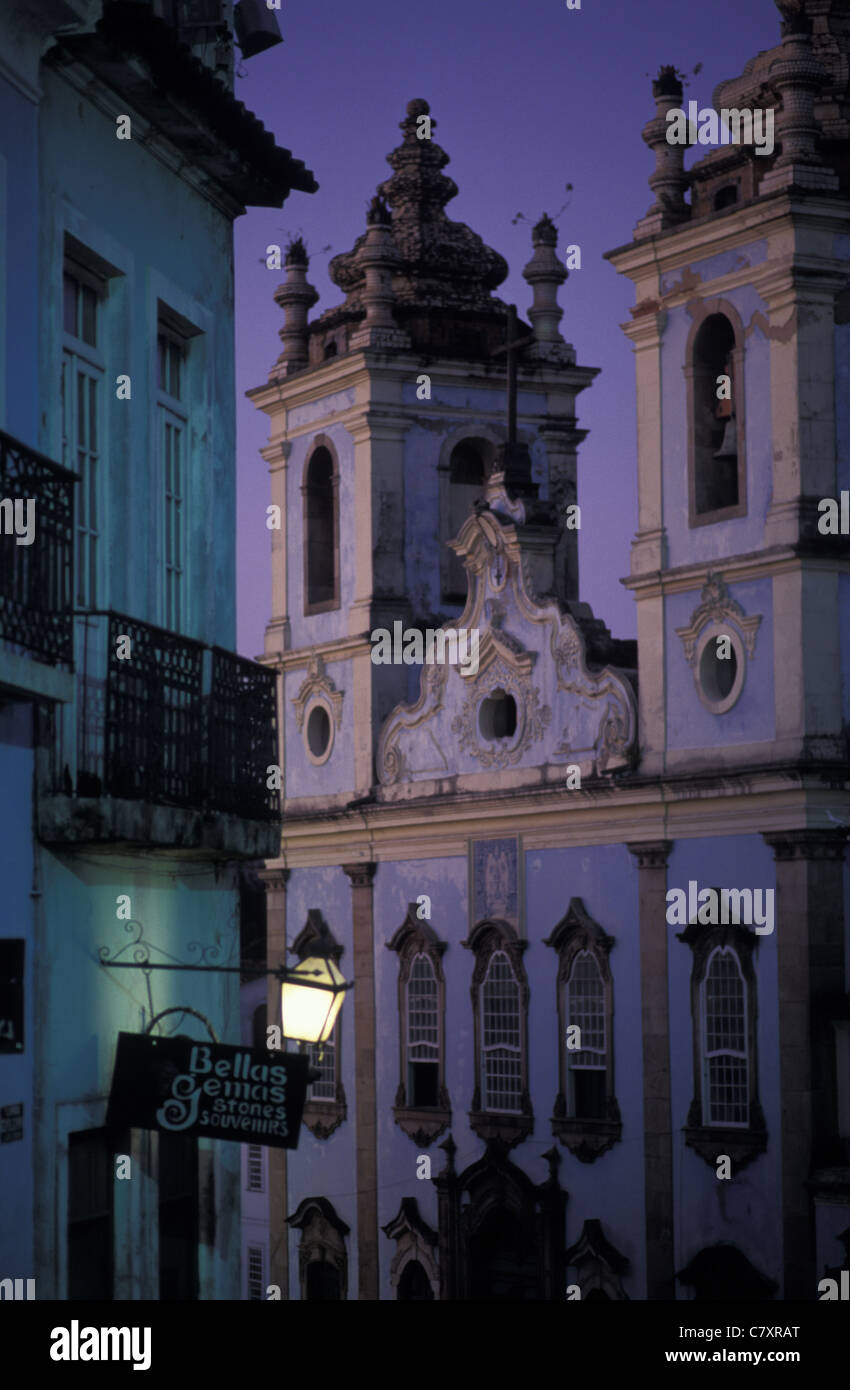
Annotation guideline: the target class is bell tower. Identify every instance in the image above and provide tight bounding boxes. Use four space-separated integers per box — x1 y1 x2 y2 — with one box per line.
249 99 600 808
607 6 850 781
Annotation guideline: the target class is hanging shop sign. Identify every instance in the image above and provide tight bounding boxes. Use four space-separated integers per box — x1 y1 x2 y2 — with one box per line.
106 1032 309 1149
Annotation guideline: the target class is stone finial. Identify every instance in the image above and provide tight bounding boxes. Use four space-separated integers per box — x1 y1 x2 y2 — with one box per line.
523 212 567 344
273 240 318 373
775 0 809 37
328 100 508 318
760 4 839 193
366 194 391 226
348 197 410 351
635 65 690 238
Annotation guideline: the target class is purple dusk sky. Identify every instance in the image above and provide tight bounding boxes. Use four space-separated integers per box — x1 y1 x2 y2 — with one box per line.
234 0 780 659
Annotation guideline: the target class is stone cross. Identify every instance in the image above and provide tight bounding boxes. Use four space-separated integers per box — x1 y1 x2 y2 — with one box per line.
490 304 535 445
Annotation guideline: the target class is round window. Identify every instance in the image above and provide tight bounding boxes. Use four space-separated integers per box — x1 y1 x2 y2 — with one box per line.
696 628 744 714
478 688 518 740
306 703 332 761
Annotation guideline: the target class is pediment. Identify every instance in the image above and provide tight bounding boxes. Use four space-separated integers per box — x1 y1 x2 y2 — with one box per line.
375 504 637 792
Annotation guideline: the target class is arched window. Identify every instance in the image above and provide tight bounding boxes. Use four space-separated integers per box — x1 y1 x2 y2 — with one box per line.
545 898 621 1160
398 1259 434 1300
465 919 532 1145
303 441 339 613
481 950 522 1113
441 437 493 602
702 947 748 1126
388 907 450 1144
687 304 746 525
713 184 738 211
567 951 607 1120
678 918 766 1173
287 1196 349 1301
407 954 439 1106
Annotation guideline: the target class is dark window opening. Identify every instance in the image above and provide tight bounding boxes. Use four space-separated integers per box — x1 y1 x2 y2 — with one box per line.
252 1003 268 1053
479 689 517 740
700 642 737 704
573 1067 607 1121
305 447 337 607
305 1260 341 1300
323 340 338 359
68 1129 113 1300
307 703 331 758
398 1260 434 1300
159 1133 199 1301
444 440 486 601
469 1208 539 1300
713 185 738 211
409 1060 439 1108
693 314 739 515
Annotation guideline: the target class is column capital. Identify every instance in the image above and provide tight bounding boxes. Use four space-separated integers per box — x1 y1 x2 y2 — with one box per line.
627 840 672 870
762 829 846 862
342 861 377 887
257 865 291 891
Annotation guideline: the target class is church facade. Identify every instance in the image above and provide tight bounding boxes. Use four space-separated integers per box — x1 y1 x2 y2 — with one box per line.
250 1 850 1299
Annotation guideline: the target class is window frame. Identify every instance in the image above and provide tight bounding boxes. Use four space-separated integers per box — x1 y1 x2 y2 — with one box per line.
246 1143 265 1193
62 259 107 611
388 906 450 1146
302 435 340 615
155 315 190 633
464 917 532 1148
678 918 766 1173
545 897 622 1161
701 946 749 1128
246 1243 266 1301
287 1196 349 1301
684 298 747 529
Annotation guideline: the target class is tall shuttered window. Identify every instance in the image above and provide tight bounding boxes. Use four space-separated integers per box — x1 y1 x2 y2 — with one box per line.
62 265 104 609
481 950 522 1114
157 324 187 632
567 951 607 1120
247 1245 265 1301
702 947 748 1126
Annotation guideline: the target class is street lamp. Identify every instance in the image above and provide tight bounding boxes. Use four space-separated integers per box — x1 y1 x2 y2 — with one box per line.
280 928 349 1044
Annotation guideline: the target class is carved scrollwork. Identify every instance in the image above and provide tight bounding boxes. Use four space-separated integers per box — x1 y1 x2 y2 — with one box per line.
292 655 344 732
451 660 551 769
675 572 761 668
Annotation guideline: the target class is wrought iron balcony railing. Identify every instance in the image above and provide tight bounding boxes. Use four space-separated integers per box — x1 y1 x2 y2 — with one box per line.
0 430 76 666
51 612 279 823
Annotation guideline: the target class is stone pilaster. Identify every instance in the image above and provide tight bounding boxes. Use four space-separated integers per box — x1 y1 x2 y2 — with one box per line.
538 418 587 602
262 438 291 660
343 860 379 1299
763 829 846 1298
627 840 674 1300
258 866 290 1297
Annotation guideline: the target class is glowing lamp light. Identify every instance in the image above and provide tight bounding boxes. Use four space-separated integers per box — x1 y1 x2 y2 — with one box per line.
280 937 349 1044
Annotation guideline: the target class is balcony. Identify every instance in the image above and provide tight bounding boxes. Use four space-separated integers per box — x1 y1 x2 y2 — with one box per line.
0 430 76 703
37 612 280 857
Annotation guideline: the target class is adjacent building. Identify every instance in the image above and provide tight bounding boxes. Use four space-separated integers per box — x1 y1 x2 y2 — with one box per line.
250 0 850 1300
0 0 314 1299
